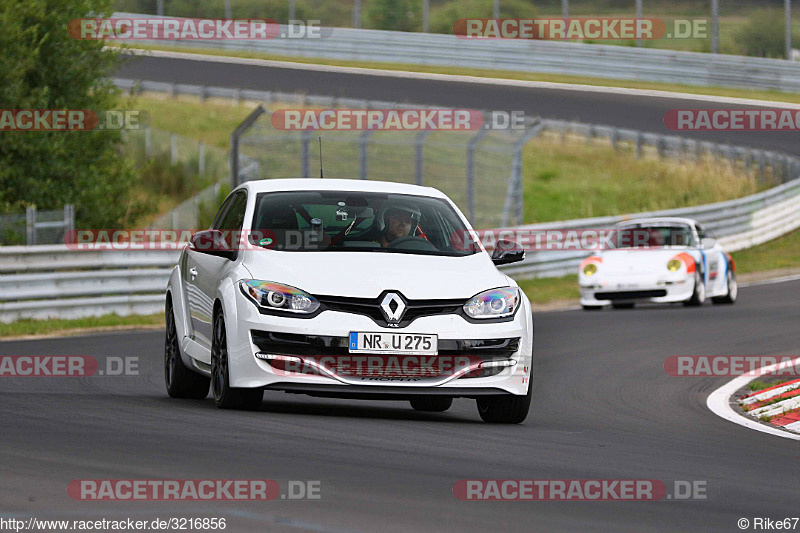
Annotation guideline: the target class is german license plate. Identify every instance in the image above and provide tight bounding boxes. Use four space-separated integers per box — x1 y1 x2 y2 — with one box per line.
349 332 437 355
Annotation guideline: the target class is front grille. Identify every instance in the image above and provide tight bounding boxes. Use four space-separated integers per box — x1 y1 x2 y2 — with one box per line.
251 331 519 379
594 290 667 300
315 294 464 328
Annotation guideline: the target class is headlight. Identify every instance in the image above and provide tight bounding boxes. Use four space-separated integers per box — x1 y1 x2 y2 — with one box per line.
580 256 601 276
667 259 682 272
464 287 519 319
240 280 319 314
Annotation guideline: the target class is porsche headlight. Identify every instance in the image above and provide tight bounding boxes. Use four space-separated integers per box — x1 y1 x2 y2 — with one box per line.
464 287 520 319
583 263 598 276
240 280 319 314
667 259 682 272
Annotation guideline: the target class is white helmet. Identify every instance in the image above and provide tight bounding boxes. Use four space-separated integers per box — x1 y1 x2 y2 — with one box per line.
376 202 422 234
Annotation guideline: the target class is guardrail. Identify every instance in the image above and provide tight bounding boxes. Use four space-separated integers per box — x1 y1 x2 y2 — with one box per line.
2 176 799 322
501 177 800 278
0 247 180 323
115 12 800 93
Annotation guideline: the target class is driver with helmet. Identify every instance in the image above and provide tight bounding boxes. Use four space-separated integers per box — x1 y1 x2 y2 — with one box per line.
374 202 422 247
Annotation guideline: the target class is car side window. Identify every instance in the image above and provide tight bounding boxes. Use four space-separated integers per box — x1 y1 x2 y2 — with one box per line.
218 192 247 232
211 193 237 230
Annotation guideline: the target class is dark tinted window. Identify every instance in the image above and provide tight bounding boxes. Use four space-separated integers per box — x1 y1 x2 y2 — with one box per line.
250 190 476 256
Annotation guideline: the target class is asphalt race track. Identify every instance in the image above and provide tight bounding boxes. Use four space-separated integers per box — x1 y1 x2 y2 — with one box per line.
116 53 800 156
2 280 799 531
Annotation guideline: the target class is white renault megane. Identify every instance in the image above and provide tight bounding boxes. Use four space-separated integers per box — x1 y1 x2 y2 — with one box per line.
164 179 534 423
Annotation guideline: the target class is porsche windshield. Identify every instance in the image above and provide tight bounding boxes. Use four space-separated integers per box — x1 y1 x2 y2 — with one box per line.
608 224 695 249
250 191 479 256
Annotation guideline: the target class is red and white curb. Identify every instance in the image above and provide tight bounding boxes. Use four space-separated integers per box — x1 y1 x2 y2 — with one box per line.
738 378 800 432
707 356 800 441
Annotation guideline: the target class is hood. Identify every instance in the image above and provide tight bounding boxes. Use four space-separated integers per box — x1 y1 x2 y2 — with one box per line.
240 249 507 299
599 248 691 272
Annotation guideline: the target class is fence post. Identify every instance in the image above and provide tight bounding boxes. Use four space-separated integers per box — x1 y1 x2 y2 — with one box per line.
503 122 541 226
26 206 36 245
64 204 74 237
635 132 643 158
466 128 489 224
414 131 432 186
229 106 266 188
359 130 376 180
145 126 151 160
656 137 665 158
198 141 205 176
301 129 311 179
170 133 178 165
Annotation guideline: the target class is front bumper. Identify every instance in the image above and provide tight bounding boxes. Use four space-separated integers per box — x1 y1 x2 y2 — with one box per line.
225 287 533 396
579 273 693 306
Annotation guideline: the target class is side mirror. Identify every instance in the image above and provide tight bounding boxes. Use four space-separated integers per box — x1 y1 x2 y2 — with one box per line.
491 239 525 266
701 237 717 249
190 229 236 260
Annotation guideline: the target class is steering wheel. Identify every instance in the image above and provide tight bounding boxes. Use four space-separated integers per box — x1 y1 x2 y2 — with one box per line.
386 235 439 252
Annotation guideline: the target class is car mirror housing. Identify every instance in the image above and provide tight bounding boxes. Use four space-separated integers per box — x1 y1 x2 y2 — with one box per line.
491 239 525 266
190 229 236 260
701 237 717 249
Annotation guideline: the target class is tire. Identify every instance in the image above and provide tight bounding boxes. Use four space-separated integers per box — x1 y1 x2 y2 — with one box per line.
582 304 603 311
611 302 635 309
476 379 532 424
684 271 706 307
410 396 453 412
211 307 263 410
165 298 210 399
712 269 738 305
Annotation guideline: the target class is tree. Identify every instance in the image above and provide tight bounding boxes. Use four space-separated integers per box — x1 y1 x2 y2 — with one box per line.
0 0 144 229
367 0 419 32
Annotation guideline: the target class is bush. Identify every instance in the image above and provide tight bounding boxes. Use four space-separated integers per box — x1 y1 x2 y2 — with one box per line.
366 0 419 31
734 9 797 58
429 0 535 35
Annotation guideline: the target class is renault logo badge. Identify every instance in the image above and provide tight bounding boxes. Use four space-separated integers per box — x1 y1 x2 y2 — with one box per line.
380 293 406 325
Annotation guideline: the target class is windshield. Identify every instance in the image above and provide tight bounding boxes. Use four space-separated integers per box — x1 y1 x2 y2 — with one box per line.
607 224 695 249
250 190 478 256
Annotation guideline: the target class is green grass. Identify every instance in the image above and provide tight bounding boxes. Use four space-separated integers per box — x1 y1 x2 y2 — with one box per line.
747 379 773 392
0 313 163 338
131 94 254 149
116 41 800 105
731 229 800 274
516 275 579 305
522 135 764 223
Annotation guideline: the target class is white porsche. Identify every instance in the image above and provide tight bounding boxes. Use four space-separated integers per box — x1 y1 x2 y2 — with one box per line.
578 217 737 310
164 179 534 423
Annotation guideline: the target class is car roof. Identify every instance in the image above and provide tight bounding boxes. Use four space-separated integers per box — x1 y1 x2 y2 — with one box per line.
235 178 447 199
615 217 697 228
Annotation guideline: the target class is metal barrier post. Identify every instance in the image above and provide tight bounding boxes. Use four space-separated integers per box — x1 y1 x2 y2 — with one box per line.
26 207 36 245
